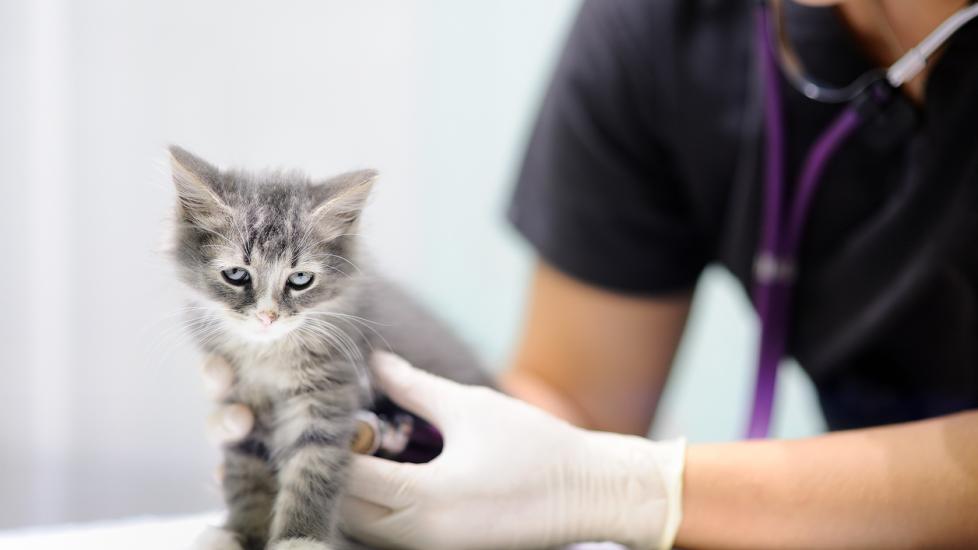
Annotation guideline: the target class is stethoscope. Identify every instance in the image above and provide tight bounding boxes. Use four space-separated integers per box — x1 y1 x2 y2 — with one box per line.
747 0 978 439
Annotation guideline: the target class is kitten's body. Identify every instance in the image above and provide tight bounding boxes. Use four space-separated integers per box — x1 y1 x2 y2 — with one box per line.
169 147 490 550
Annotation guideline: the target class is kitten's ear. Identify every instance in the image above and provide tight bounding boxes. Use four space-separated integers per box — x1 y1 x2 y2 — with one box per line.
169 145 229 227
310 169 378 235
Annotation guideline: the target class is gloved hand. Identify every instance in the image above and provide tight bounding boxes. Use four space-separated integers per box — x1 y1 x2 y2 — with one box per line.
201 353 686 550
341 352 686 550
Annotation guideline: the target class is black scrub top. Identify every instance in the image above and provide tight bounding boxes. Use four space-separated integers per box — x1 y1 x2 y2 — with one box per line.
508 0 978 431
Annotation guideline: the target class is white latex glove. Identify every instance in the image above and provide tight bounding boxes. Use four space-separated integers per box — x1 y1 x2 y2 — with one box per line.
342 352 686 550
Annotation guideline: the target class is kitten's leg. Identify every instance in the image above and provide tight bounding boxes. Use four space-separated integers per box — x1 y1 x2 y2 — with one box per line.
220 438 279 550
268 387 358 550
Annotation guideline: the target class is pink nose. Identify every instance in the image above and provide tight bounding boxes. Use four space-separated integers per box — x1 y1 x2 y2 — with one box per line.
256 311 279 326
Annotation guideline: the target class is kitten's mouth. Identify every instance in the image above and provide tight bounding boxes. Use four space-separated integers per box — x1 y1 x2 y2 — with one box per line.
250 318 295 340
224 312 296 343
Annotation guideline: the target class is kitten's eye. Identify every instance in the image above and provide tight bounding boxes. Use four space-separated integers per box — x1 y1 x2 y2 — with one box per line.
287 271 314 290
221 267 251 286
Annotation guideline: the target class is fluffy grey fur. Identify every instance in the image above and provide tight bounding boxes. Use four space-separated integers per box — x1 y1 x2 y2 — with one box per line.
168 146 491 550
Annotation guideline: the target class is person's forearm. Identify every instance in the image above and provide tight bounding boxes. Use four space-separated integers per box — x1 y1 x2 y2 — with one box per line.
500 262 690 435
677 410 978 549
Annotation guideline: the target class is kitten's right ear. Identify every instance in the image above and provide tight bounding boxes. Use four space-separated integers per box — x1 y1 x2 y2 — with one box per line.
169 145 229 227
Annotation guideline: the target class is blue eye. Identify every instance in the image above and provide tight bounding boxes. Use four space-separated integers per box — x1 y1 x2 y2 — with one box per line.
287 271 313 290
221 267 250 286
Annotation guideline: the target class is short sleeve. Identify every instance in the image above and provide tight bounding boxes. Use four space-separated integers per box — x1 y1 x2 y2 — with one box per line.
508 0 706 295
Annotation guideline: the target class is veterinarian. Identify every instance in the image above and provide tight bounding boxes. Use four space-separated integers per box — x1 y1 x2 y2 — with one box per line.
206 0 978 547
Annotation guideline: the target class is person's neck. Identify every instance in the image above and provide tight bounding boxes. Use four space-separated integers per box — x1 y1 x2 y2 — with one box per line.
837 0 968 103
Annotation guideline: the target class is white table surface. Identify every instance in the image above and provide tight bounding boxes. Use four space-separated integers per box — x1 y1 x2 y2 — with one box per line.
0 513 626 550
0 513 223 550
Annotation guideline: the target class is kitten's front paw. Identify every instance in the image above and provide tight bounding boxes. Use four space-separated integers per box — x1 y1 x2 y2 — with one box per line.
191 527 245 550
268 538 332 550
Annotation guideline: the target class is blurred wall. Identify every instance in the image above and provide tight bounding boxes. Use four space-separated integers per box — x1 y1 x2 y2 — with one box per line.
0 0 823 529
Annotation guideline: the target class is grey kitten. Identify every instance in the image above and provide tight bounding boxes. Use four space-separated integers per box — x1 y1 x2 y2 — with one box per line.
168 146 491 550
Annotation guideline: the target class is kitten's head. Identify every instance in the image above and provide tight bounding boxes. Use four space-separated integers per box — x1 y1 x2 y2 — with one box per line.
168 145 376 343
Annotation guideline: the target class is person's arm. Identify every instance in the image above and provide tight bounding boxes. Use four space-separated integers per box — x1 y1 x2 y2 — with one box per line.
679 410 978 549
501 260 691 434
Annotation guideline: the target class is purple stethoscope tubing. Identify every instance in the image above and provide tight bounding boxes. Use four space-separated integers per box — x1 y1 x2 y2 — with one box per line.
746 4 892 439
747 0 978 438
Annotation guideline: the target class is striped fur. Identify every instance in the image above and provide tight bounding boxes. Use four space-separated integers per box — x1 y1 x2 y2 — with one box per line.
169 146 492 550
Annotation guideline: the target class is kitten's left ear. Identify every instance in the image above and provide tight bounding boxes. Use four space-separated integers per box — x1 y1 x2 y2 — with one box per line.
310 169 378 234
